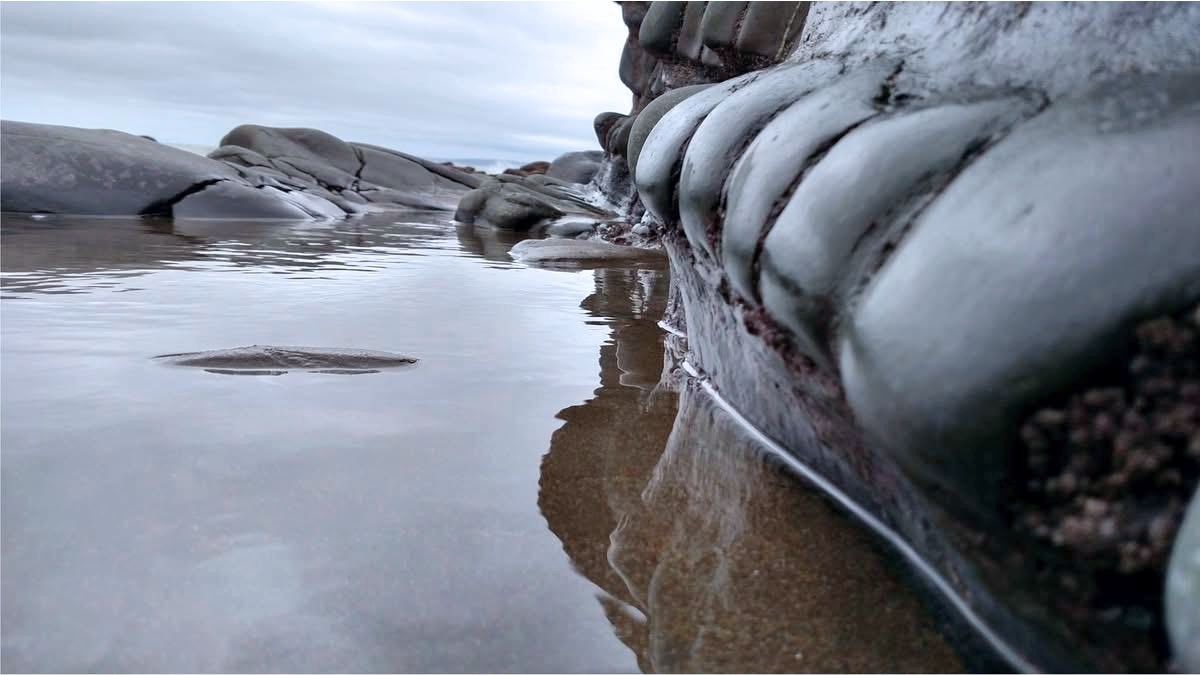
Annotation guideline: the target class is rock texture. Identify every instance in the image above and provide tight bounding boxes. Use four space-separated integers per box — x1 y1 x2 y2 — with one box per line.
154 345 417 375
589 1 1200 671
453 174 612 232
1 122 479 219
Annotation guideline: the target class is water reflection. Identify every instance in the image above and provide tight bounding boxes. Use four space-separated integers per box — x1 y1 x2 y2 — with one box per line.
0 213 487 296
540 268 963 672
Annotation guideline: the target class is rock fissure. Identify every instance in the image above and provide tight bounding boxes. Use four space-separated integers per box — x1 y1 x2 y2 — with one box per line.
138 178 229 216
746 113 879 304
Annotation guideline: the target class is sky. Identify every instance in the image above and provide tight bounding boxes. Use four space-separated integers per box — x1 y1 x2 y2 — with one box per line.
0 1 633 162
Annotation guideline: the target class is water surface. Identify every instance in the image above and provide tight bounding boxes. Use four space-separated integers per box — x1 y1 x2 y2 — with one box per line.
1 213 959 672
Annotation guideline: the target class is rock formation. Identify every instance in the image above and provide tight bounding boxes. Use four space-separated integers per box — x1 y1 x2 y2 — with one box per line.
582 1 1200 672
1 121 481 218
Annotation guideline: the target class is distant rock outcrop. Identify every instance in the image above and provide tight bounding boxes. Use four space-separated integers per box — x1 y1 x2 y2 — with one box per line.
1 121 479 219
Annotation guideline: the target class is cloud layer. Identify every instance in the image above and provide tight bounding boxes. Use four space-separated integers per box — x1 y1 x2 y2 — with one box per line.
0 2 631 161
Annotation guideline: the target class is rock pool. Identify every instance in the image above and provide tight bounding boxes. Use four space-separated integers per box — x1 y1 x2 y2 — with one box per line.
2 212 958 672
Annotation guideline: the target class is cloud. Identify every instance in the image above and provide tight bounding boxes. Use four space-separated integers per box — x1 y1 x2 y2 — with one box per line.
0 1 632 161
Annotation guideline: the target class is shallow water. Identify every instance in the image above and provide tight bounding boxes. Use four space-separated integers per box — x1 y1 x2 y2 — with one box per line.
1 212 959 672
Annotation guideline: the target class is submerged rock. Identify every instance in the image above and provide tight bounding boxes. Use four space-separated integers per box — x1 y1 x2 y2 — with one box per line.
508 238 662 265
454 175 612 231
154 345 417 375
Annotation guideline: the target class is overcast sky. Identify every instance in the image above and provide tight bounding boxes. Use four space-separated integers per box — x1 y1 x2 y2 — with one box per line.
0 2 632 162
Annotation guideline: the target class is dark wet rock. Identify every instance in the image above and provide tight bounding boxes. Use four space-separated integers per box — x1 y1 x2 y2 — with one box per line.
545 151 604 184
518 160 551 175
698 2 745 52
637 1 685 56
154 345 416 374
593 112 626 150
607 116 636 158
1169 489 1200 672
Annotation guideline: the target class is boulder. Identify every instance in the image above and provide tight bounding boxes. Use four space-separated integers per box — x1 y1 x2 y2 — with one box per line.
545 151 604 184
1 120 236 216
454 179 563 230
1 120 480 218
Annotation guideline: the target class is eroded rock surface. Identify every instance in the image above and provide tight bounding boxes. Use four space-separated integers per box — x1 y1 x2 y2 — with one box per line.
595 1 1200 671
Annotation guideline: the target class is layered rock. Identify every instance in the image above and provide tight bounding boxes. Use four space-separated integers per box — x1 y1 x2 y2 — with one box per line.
1 121 480 219
452 152 615 233
588 1 1200 671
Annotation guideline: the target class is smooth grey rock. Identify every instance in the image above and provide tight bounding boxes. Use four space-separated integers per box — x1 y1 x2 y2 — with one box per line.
736 2 809 59
208 144 273 168
353 142 483 191
608 116 636 157
1167 489 1200 673
839 72 1200 509
678 60 842 259
675 1 708 61
759 96 1032 364
1 120 236 215
620 32 659 96
220 125 360 176
272 155 357 191
627 84 713 182
172 182 317 220
455 180 564 230
594 111 626 150
546 151 604 184
155 345 416 374
639 1 687 55
545 218 599 238
525 173 580 190
509 238 662 264
721 62 891 302
635 72 756 223
699 1 746 51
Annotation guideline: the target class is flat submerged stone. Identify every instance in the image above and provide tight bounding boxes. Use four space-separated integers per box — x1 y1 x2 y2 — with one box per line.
154 345 417 374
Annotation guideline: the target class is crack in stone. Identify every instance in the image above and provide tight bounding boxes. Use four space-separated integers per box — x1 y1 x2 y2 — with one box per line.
138 178 228 216
746 113 879 303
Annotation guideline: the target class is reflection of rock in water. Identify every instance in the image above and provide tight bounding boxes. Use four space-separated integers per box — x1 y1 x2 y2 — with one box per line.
538 263 960 672
0 213 455 295
538 264 677 619
453 222 533 263
611 388 961 672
